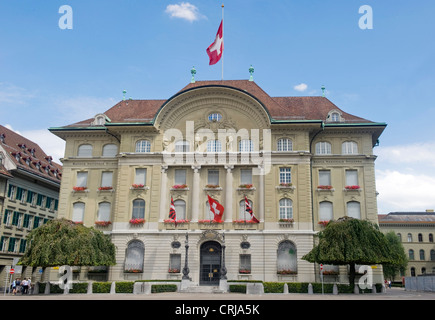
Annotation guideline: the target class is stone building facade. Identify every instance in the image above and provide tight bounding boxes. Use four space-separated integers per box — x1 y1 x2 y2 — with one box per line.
50 80 386 285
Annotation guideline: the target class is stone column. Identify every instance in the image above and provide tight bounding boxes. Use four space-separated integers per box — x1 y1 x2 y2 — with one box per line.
159 165 169 221
258 165 265 222
191 165 201 222
224 165 234 222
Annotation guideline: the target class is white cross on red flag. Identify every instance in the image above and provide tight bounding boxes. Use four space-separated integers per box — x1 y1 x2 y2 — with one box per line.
207 195 224 223
206 20 223 65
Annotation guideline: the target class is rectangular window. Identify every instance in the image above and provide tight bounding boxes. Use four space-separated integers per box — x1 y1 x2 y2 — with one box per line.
174 169 186 185
101 171 113 188
8 237 16 253
0 236 7 252
8 185 15 200
76 171 88 187
26 190 34 204
23 214 32 229
15 187 24 202
279 167 292 184
239 254 251 273
207 169 219 186
19 239 27 253
345 170 358 186
240 169 252 185
169 253 181 273
12 211 22 227
3 210 12 225
319 170 331 186
134 168 147 185
33 216 41 229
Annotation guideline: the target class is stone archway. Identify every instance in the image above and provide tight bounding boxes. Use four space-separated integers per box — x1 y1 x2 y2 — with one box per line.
199 241 222 286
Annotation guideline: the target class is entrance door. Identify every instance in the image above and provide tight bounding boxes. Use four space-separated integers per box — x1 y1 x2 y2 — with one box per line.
200 241 221 285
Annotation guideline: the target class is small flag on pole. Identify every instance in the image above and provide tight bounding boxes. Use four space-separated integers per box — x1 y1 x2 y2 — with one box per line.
245 196 259 223
206 20 224 65
169 197 177 226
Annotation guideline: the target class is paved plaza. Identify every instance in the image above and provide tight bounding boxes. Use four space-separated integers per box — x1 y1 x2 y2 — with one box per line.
1 287 434 300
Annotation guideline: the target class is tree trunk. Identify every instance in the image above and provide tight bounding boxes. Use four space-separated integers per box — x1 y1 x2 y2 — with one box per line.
349 263 356 288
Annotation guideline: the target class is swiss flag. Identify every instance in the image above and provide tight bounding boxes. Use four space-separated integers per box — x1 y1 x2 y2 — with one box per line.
207 195 224 223
206 20 223 65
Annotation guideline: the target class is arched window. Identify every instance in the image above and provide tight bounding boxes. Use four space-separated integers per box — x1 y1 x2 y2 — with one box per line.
132 199 145 220
419 249 425 261
77 144 93 157
409 249 414 260
277 138 293 151
408 233 413 242
174 200 186 220
430 250 435 261
279 198 293 220
397 233 402 242
319 201 333 221
342 141 358 154
97 202 111 222
331 112 340 122
239 199 253 220
135 140 151 153
347 201 361 219
429 234 434 242
102 144 118 157
277 241 297 274
175 140 190 152
125 240 144 273
239 140 254 152
418 233 423 242
315 142 331 155
72 202 85 223
410 267 415 276
207 140 222 153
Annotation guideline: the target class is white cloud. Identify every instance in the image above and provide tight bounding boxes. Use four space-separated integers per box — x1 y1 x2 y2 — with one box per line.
375 142 435 213
293 83 308 92
0 82 35 105
165 2 205 22
376 170 435 213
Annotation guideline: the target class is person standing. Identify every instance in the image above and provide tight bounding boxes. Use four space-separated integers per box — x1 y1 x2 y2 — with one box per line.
21 278 28 294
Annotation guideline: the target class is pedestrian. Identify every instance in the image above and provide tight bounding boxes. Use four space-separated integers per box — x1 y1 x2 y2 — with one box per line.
15 278 21 294
27 278 32 294
388 280 392 289
12 279 17 295
22 278 29 294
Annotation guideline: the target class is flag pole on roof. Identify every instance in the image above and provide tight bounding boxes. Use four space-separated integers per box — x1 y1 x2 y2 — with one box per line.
206 4 224 79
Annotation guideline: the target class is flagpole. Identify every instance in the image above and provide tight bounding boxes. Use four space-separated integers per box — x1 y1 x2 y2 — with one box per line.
221 3 224 81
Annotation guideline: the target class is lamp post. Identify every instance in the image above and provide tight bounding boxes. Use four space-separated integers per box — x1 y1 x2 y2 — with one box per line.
220 232 227 280
182 232 190 280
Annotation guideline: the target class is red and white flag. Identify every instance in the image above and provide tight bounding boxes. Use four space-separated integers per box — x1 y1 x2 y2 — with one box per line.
207 195 224 223
206 20 223 65
169 197 177 226
245 196 259 223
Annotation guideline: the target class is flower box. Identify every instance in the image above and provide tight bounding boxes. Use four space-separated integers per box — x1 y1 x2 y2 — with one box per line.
163 219 190 224
73 186 87 192
277 270 297 275
124 269 143 273
318 220 329 227
198 219 223 224
205 184 220 189
172 184 188 189
95 221 112 227
129 218 145 225
239 269 251 274
131 184 145 189
238 184 253 189
98 186 113 191
279 183 293 187
233 219 257 224
168 268 180 273
345 185 360 190
279 218 294 223
317 185 333 190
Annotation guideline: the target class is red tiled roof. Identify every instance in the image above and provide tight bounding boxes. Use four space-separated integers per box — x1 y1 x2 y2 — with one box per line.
59 80 376 128
0 125 62 183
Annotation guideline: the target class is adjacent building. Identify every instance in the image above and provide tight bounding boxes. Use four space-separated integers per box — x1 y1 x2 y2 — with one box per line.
379 211 435 277
49 79 386 285
0 125 62 286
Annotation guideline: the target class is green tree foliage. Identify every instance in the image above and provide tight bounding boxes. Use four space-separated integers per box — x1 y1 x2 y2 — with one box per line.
303 217 398 287
19 218 116 267
382 231 408 281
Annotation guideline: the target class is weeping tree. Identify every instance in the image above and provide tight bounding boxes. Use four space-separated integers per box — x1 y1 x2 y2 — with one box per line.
19 218 116 267
382 231 408 281
303 216 398 288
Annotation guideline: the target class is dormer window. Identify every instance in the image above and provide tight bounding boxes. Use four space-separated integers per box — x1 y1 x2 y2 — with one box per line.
93 113 107 126
45 156 53 165
25 157 31 166
28 148 35 157
0 134 5 143
327 110 343 123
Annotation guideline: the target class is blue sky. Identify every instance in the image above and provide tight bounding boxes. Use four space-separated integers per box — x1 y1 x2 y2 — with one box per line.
1 1 434 214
